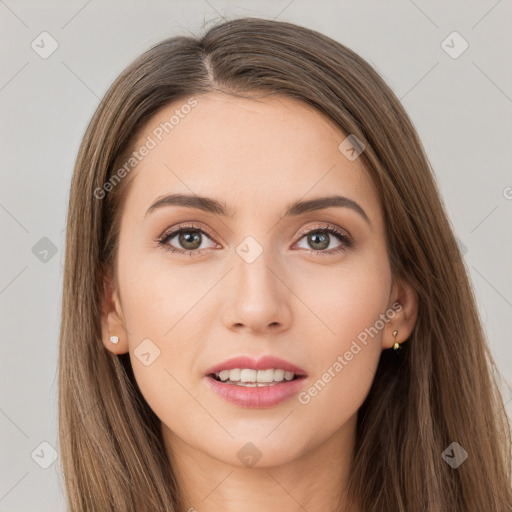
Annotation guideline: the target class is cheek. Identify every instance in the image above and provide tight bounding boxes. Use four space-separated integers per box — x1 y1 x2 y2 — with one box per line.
292 250 390 349
118 271 203 442
292 253 389 418
116 241 221 420
117 239 209 341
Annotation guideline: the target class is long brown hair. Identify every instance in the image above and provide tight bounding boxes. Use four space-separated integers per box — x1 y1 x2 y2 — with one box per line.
58 16 512 511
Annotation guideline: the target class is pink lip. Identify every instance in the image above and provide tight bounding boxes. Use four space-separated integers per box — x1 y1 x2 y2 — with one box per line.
204 355 308 409
205 376 307 408
204 355 307 376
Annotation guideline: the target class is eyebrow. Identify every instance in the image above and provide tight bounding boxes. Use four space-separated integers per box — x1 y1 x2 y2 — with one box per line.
145 193 372 227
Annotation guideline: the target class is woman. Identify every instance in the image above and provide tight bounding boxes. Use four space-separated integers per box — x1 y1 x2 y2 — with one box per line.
58 16 512 511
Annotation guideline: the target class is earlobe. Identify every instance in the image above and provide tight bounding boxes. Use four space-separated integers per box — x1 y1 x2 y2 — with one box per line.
99 267 129 354
384 276 419 350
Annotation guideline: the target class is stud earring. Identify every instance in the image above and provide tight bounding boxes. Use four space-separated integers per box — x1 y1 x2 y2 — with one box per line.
392 330 400 350
110 336 119 344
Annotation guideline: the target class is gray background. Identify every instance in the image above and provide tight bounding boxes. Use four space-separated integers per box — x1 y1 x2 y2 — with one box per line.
1 0 511 510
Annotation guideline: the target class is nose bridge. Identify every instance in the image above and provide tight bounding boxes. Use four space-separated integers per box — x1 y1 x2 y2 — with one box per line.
233 234 280 296
223 233 291 331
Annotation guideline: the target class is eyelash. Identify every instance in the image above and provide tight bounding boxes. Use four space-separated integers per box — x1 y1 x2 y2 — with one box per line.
156 223 352 257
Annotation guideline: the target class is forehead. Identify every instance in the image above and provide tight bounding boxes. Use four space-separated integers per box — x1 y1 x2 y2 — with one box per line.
122 92 381 226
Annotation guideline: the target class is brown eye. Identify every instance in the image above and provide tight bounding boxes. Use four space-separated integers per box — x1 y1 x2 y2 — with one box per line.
158 224 218 255
295 226 352 255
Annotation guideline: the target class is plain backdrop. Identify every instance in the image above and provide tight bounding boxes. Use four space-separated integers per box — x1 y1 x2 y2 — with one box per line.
1 1 511 510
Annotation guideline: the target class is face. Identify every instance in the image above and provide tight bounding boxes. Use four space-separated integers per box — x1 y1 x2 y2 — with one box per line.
101 92 413 469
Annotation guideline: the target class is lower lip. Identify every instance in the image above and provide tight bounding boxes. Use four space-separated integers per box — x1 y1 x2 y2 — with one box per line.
205 375 308 408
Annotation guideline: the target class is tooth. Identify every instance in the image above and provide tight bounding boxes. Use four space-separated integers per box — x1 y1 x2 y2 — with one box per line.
273 369 285 382
214 368 298 384
229 368 241 381
240 369 257 382
257 369 274 383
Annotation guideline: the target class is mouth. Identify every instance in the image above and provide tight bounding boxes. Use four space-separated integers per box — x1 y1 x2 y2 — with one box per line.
207 369 306 387
203 355 308 408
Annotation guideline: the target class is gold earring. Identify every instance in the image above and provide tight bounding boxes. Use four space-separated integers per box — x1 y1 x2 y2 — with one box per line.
392 330 400 350
110 335 119 344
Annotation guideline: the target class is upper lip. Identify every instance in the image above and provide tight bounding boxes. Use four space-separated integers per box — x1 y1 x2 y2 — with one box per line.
205 355 307 377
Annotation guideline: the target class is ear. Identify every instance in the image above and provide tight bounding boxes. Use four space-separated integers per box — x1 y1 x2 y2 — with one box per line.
99 265 129 355
382 275 419 350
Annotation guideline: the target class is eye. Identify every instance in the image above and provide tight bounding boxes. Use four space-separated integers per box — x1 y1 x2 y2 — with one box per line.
294 225 352 255
157 223 218 256
157 223 352 257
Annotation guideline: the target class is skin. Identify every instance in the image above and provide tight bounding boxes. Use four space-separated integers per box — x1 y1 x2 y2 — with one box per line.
100 92 418 512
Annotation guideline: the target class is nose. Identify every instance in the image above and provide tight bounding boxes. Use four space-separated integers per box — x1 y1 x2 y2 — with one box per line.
221 247 292 335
